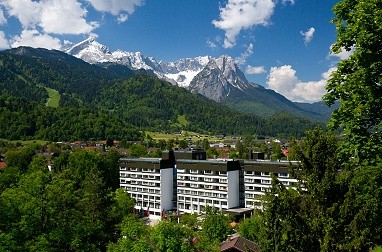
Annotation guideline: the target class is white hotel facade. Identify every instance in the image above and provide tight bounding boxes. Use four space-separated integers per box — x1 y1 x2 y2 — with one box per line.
176 159 241 213
119 149 299 218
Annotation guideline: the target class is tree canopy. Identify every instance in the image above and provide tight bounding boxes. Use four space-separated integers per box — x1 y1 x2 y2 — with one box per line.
324 0 382 163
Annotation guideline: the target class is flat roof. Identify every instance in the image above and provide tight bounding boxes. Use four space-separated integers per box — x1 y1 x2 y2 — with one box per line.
225 207 254 215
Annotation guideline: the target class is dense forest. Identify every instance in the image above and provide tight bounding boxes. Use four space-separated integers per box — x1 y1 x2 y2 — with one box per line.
0 47 321 141
1 1 381 251
0 145 234 251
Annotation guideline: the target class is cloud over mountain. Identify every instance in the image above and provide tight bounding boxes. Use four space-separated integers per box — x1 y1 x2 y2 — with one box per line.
212 0 276 48
245 65 266 75
267 65 335 103
85 0 144 22
0 0 145 49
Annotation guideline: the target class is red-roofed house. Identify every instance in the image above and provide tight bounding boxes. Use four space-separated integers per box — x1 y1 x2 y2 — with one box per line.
0 162 6 169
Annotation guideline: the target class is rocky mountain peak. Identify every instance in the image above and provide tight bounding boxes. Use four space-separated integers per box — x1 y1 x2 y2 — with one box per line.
63 38 250 101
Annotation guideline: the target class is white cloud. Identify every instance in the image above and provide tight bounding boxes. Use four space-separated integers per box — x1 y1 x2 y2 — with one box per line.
300 27 315 45
329 45 355 60
0 31 9 49
0 8 7 25
282 0 295 5
117 14 128 23
0 0 97 35
206 38 217 50
86 0 145 21
11 29 62 49
235 43 253 65
266 65 336 103
212 0 276 48
40 0 97 34
0 0 42 28
245 65 266 74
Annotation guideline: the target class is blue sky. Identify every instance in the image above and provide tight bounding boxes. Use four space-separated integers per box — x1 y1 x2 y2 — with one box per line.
0 0 350 103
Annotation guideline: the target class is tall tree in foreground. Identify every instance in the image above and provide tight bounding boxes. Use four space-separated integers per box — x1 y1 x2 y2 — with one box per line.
324 0 382 164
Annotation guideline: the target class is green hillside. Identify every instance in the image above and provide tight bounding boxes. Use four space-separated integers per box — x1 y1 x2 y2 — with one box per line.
0 47 322 140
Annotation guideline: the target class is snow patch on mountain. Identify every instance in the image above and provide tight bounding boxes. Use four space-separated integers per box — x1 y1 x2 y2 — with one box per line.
63 38 250 102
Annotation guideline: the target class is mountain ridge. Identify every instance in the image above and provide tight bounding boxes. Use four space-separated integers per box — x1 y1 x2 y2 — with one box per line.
0 46 323 139
63 38 334 122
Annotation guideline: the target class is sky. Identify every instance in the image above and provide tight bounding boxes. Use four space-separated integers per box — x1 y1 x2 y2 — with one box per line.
0 0 352 103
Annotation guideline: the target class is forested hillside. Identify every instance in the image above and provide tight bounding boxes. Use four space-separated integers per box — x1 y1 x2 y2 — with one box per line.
0 47 322 140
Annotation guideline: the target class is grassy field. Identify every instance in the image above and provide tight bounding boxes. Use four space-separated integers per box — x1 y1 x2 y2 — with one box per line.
0 138 48 145
145 131 233 143
45 87 60 108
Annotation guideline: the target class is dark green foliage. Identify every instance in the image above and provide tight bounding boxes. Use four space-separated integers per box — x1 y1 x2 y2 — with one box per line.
0 93 142 141
259 128 342 251
0 148 136 251
338 162 382 250
324 0 382 163
237 212 263 244
200 206 232 243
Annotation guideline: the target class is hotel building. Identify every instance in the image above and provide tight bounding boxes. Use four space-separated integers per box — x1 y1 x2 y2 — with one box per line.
176 158 241 213
119 149 299 218
119 152 176 218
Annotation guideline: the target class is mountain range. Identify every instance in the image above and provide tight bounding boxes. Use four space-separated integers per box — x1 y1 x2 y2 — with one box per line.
64 37 336 121
0 45 322 140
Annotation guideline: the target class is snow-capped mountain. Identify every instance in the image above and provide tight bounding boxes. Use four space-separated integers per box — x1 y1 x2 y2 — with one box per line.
64 38 212 87
62 38 332 121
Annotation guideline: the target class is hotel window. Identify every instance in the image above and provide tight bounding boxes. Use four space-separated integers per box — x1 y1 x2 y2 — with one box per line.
254 171 261 176
262 180 271 184
261 172 270 176
219 178 227 183
189 176 198 181
204 177 213 182
204 170 213 175
219 171 227 175
279 173 289 178
178 182 185 186
190 169 198 174
177 169 185 173
204 185 213 189
190 183 199 188
245 171 253 175
130 168 137 172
